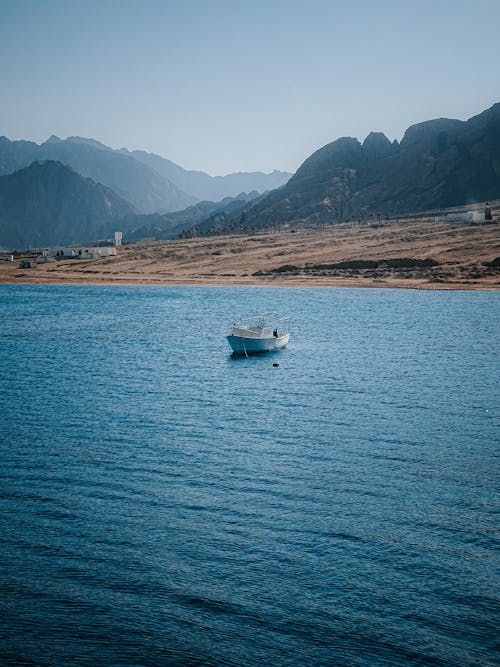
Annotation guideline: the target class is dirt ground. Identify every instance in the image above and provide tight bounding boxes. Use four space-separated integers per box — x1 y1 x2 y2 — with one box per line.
1 218 499 290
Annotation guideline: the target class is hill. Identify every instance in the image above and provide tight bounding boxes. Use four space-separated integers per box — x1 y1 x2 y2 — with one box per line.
208 103 500 233
120 191 263 241
118 147 292 201
0 161 135 250
0 136 196 214
0 134 292 215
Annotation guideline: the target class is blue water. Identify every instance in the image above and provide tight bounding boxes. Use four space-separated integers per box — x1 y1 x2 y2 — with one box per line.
0 284 498 667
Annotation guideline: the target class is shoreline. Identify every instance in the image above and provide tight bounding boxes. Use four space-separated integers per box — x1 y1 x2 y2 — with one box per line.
1 220 498 291
1 277 498 291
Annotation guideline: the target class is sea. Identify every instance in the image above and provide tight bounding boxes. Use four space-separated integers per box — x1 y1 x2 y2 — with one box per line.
0 284 498 667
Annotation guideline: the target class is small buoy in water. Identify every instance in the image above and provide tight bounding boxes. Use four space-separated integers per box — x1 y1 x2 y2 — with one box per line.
273 362 280 367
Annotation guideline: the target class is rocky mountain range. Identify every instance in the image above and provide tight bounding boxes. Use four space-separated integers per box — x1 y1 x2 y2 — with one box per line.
0 135 292 216
0 161 134 250
118 148 292 202
195 102 500 234
0 135 196 214
122 191 262 242
1 103 498 249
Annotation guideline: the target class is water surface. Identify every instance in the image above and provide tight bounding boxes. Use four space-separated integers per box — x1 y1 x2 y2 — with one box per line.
0 285 498 666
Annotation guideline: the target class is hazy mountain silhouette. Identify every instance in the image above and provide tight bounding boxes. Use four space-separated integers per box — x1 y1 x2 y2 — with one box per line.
205 102 500 233
0 135 291 214
0 136 196 214
0 161 135 250
118 147 292 201
3 103 497 247
122 191 261 241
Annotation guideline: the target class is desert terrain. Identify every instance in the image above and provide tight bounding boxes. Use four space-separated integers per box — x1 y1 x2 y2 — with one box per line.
1 216 499 290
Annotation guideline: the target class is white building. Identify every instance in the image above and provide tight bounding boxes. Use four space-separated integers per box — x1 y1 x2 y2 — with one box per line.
434 211 485 223
49 246 118 259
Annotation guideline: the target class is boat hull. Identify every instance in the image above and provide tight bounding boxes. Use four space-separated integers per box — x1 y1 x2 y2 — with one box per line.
227 333 289 355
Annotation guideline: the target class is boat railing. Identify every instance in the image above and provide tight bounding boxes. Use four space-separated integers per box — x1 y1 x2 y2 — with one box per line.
231 313 290 334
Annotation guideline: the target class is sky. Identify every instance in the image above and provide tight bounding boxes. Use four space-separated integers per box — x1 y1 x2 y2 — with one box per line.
1 0 499 175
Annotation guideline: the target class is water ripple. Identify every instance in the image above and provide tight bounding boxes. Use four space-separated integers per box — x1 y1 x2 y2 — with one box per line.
0 284 498 666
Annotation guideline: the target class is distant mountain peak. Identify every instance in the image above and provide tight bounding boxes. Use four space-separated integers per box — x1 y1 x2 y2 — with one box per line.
0 160 134 249
26 159 86 178
0 134 291 213
400 118 463 146
216 101 500 233
0 135 196 214
126 148 292 201
363 131 391 149
43 134 62 144
362 132 395 158
66 136 111 151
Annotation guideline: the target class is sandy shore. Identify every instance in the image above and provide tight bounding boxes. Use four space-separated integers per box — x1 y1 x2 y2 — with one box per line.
1 218 499 290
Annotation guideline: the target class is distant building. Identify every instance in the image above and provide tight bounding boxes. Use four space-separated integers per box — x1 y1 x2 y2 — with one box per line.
36 255 55 264
49 246 118 259
434 211 485 223
114 231 122 247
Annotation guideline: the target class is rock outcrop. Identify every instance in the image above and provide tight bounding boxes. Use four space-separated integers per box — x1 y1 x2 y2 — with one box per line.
212 103 500 233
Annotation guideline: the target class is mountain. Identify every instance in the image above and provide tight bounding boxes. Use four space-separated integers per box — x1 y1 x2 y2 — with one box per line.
0 134 291 215
0 136 196 214
190 191 268 236
122 191 261 241
118 147 292 201
214 103 500 233
0 161 135 250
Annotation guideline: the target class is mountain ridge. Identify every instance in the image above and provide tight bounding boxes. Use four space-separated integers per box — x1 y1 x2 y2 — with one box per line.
0 135 292 214
0 161 135 250
201 102 500 234
0 136 196 214
122 191 262 242
117 146 292 201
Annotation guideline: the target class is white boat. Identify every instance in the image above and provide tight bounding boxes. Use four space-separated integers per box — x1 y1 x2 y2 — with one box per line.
227 313 290 356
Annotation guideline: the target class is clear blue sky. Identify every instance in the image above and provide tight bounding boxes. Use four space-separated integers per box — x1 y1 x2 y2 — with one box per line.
1 0 499 174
